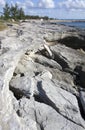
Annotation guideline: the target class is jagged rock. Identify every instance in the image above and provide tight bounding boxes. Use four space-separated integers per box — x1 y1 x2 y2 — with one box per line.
13 54 78 95
51 44 85 70
29 53 62 70
0 29 34 130
44 28 85 50
15 97 85 130
0 20 85 130
14 56 47 77
15 98 38 130
50 43 85 89
7 23 13 27
10 70 52 100
79 91 85 114
39 70 52 79
44 68 78 95
52 78 78 96
10 76 37 99
74 66 85 88
34 77 85 128
13 52 62 77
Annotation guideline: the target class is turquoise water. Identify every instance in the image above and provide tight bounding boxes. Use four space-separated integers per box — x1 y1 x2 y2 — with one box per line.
59 22 85 29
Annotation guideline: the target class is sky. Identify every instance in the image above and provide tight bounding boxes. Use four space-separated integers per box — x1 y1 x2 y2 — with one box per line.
0 0 85 19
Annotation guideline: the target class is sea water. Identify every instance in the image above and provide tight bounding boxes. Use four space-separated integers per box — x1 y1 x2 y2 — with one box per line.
58 21 85 29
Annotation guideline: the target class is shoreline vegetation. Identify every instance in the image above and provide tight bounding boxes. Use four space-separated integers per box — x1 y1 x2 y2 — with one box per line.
0 3 53 21
0 21 7 31
0 2 85 31
0 3 85 26
0 2 52 31
0 18 85 31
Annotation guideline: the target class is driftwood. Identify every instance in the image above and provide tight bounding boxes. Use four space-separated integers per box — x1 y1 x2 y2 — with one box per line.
43 44 53 58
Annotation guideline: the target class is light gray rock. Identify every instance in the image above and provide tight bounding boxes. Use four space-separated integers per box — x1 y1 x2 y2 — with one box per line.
10 76 37 98
51 44 85 70
0 28 34 130
44 27 85 49
49 68 76 87
13 53 78 95
50 44 85 88
16 97 85 130
52 79 78 96
14 56 47 77
39 70 52 79
13 50 77 95
35 77 85 128
14 98 38 130
0 20 85 130
30 53 62 70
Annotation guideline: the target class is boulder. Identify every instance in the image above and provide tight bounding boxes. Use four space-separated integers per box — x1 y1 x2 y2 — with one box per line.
10 76 37 99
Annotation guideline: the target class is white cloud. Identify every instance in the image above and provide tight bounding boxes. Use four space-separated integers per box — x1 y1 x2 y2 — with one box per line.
16 0 34 10
38 0 55 8
16 2 26 9
59 0 85 10
26 0 34 7
0 0 5 6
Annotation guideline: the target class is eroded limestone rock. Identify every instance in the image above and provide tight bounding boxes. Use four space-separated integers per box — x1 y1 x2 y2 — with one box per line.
0 21 85 130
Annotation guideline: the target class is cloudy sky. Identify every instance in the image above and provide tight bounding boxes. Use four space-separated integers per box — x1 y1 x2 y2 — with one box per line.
0 0 85 19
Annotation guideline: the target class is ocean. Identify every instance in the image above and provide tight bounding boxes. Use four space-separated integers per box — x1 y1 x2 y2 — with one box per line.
58 21 85 29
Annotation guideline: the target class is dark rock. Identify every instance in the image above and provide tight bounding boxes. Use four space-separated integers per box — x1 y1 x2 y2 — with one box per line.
79 91 85 114
7 23 13 27
44 28 85 50
74 66 85 88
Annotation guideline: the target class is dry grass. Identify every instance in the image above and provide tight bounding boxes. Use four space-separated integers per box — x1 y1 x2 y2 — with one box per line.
0 22 7 31
0 19 19 31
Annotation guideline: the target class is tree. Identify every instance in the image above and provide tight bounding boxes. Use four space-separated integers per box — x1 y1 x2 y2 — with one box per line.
10 3 19 20
3 3 10 19
3 3 25 20
18 7 25 20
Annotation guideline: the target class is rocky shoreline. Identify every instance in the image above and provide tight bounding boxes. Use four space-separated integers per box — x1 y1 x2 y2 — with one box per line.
0 20 85 130
49 19 85 23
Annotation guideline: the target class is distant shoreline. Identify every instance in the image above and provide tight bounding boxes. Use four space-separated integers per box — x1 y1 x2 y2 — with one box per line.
49 19 85 23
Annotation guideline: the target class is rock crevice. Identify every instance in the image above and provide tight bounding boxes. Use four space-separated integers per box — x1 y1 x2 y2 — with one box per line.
0 21 85 130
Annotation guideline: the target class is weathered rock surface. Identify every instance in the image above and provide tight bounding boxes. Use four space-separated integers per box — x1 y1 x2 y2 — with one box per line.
51 44 85 70
0 37 30 129
44 24 85 50
34 77 85 128
50 44 85 88
15 97 85 130
0 20 85 130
